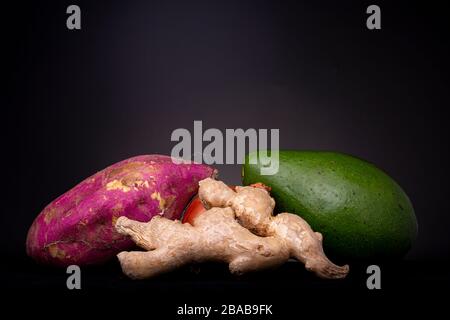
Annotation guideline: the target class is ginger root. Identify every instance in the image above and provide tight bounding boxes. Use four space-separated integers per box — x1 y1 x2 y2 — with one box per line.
115 178 349 279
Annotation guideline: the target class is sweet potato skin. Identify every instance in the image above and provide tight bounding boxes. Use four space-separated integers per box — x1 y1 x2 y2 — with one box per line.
26 155 216 266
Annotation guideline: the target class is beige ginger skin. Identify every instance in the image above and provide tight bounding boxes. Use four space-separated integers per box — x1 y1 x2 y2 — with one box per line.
115 178 349 279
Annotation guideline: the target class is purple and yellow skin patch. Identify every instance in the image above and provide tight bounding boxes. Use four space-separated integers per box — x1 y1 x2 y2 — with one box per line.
26 155 216 266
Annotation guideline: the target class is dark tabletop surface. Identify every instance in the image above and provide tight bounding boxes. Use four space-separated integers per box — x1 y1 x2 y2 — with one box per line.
4 254 449 316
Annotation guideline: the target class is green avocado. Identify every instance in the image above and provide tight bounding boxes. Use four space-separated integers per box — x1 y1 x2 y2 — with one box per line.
242 150 417 260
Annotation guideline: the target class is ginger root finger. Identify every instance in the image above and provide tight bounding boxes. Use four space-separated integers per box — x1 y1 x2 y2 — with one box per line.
269 213 349 279
198 178 235 209
117 249 180 279
115 216 156 250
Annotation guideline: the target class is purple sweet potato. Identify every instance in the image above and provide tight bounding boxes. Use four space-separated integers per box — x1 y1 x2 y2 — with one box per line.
26 155 216 266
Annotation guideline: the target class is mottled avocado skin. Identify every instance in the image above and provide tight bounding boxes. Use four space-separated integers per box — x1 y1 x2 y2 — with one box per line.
242 151 418 260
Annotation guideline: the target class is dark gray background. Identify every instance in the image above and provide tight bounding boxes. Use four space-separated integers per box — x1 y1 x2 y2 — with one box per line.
6 0 450 267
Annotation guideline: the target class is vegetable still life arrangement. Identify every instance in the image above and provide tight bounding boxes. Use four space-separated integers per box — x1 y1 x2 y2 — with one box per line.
26 151 417 281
